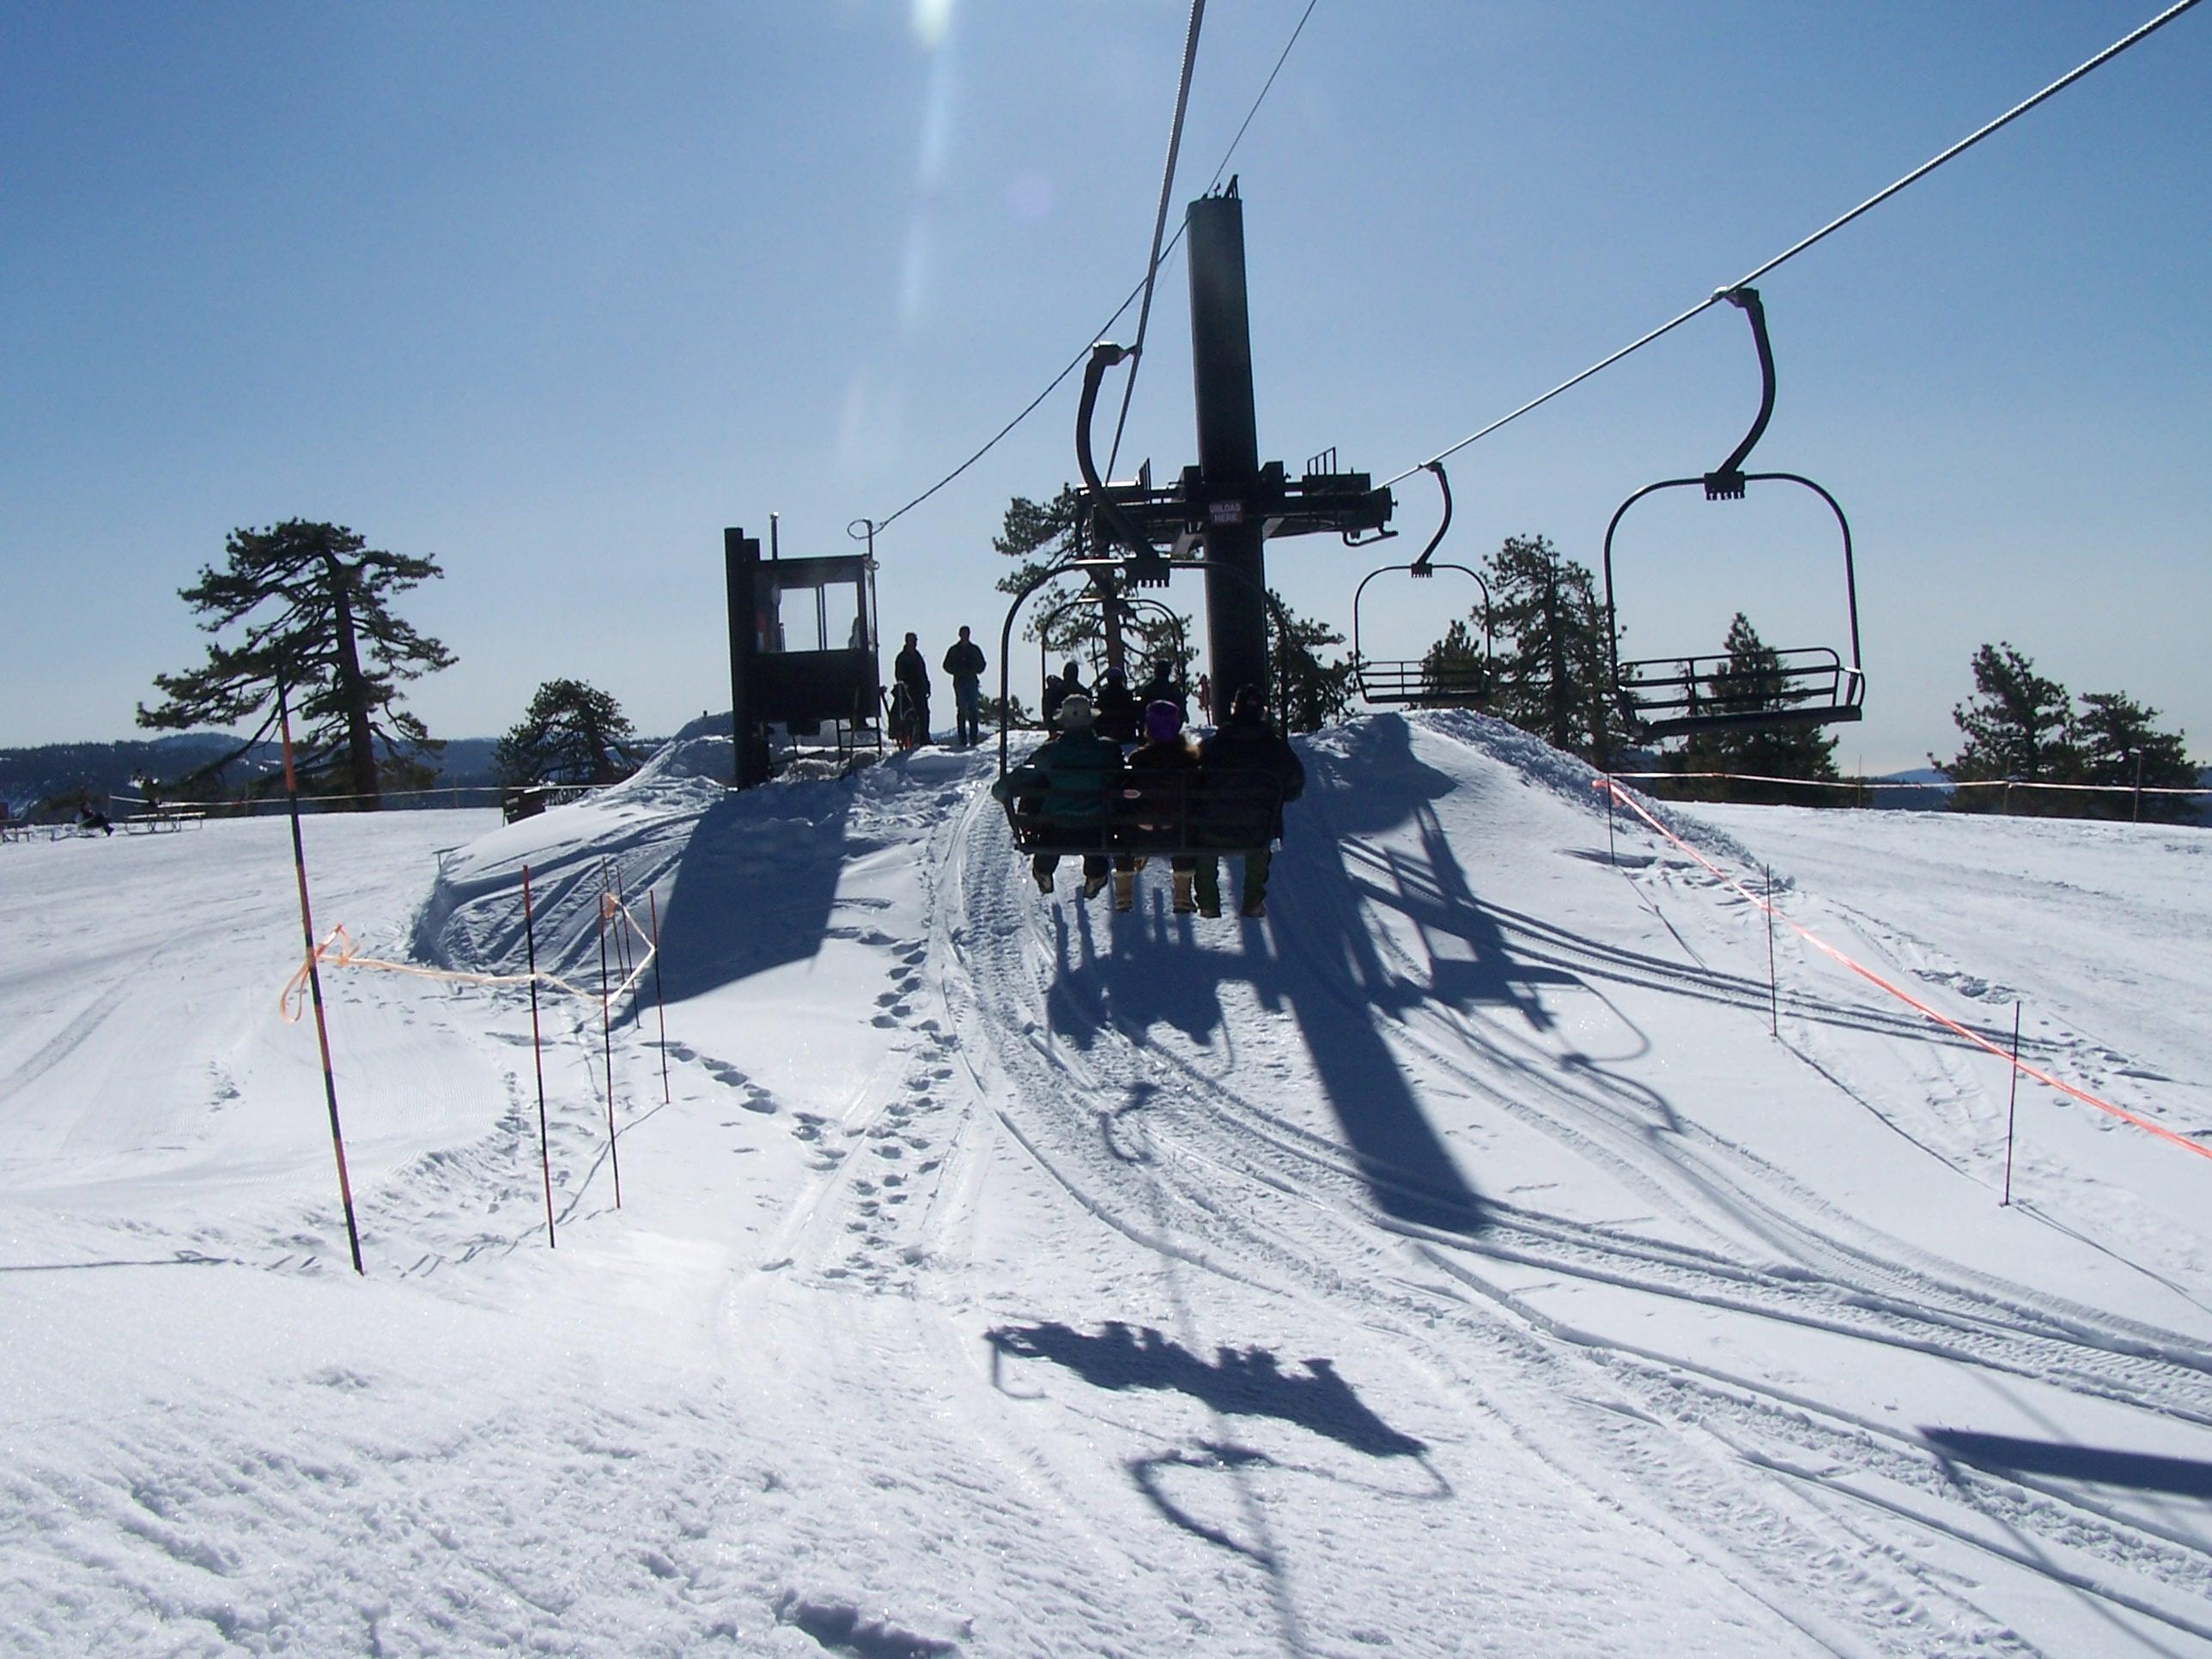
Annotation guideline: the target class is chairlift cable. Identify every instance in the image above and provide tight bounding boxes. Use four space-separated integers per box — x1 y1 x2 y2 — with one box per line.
1107 0 1209 480
863 273 1151 538
1378 0 2203 490
1206 0 1320 194
860 0 1320 541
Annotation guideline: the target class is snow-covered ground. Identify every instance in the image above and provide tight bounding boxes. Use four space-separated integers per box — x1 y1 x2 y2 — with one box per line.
3 713 2208 1656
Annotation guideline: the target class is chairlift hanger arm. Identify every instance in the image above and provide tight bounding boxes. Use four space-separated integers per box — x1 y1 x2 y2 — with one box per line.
1708 288 1776 497
1411 461 1453 574
1076 343 1166 578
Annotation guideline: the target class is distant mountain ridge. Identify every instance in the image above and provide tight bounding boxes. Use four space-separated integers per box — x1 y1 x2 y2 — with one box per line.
0 734 503 817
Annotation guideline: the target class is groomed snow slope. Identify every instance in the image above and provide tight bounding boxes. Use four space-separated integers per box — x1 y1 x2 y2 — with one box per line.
3 712 2209 1656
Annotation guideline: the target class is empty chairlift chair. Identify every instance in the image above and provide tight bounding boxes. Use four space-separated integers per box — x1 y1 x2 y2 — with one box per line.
1601 288 1866 743
1352 462 1493 708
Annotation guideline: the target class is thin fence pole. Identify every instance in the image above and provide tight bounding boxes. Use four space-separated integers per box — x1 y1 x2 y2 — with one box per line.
1604 777 1616 866
649 887 671 1106
2002 1001 2023 1206
613 867 638 1026
278 674 364 1276
522 865 556 1249
599 886 623 1208
1765 864 1778 1038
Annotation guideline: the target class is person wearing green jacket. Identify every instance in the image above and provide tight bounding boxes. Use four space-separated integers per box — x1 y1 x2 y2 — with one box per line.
990 693 1122 896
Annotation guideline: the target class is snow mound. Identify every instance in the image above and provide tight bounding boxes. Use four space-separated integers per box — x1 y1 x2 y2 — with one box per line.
1302 707 1754 867
629 732 735 787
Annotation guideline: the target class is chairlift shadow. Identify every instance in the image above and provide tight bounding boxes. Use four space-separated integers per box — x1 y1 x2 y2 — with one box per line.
1038 714 1493 1235
987 1320 1428 1460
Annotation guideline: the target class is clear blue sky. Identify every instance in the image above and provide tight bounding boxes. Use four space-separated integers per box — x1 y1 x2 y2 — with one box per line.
3 1 2205 773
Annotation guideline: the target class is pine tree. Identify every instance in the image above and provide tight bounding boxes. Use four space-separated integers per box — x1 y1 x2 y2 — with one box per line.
137 520 454 806
1480 534 1628 763
992 485 1190 675
495 680 642 787
1672 613 1840 803
1933 642 2077 812
2070 690 2195 823
1418 617 1487 706
1265 591 1356 733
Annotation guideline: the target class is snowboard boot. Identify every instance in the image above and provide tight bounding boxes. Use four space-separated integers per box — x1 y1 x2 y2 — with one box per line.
1171 869 1195 914
1113 871 1135 913
1240 896 1267 919
1035 866 1055 895
1082 870 1109 900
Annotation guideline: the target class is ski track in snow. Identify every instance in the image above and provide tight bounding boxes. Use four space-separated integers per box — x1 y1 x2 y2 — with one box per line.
3 719 2209 1656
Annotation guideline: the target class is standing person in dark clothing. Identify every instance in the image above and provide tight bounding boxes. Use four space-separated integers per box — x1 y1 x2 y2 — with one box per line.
1195 672 1212 726
1116 701 1202 913
1093 665 1140 745
893 631 931 748
1040 661 1085 729
1135 659 1187 727
943 625 987 747
991 694 1121 898
1194 685 1304 918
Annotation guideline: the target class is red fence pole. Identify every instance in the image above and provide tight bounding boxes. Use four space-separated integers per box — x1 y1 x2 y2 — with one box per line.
2002 1001 2023 1206
278 674 364 1276
599 886 623 1208
1765 863 1778 1038
649 887 671 1105
613 867 639 1026
522 865 556 1249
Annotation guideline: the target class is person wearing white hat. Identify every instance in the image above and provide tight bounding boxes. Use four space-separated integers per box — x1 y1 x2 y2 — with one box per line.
990 692 1123 896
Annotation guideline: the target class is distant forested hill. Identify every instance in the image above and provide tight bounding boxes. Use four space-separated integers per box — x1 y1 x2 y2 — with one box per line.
1 734 502 817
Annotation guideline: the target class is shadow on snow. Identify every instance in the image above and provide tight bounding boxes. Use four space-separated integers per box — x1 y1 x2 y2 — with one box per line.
654 782 868 1002
1042 716 1504 1235
986 1320 1427 1460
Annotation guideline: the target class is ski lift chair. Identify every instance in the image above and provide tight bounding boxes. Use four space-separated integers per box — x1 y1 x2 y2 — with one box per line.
1601 288 1865 742
996 563 1288 863
992 338 1324 866
1352 462 1493 707
1000 769 1289 864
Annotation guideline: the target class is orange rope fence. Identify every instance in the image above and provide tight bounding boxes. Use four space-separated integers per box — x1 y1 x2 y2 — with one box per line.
281 890 656 1024
1594 776 2212 1166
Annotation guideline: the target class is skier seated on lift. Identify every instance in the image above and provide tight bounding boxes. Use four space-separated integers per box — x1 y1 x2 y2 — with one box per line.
1114 701 1201 914
1194 685 1304 919
1093 665 1141 745
1040 661 1085 729
1135 659 1188 727
991 693 1121 899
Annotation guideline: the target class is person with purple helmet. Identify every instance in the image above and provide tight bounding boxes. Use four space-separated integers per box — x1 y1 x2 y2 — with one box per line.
1114 699 1202 914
